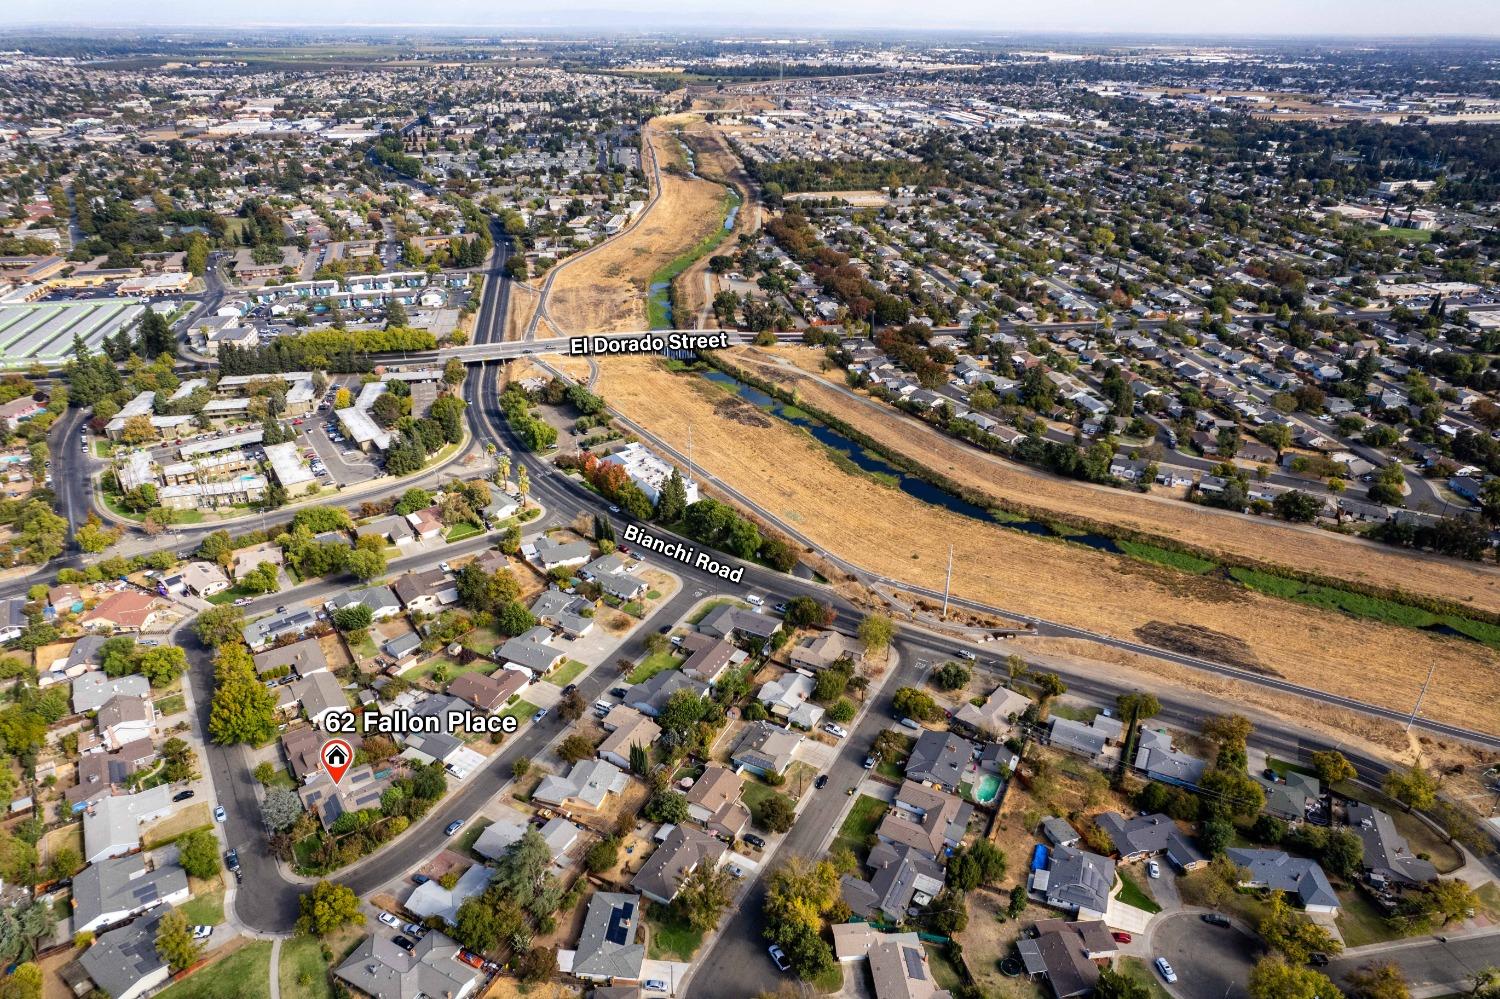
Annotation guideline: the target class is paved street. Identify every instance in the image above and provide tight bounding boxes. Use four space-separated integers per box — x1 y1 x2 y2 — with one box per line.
1330 929 1500 997
1152 912 1256 999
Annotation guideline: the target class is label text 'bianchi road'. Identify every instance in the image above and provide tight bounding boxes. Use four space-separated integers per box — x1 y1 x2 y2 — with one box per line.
623 522 744 582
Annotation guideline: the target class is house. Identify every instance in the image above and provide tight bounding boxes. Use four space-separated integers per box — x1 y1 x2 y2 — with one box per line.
905 731 976 792
880 781 971 860
1094 812 1207 870
757 672 825 729
73 673 150 714
391 568 459 614
96 695 157 749
1226 849 1340 913
48 583 84 615
566 892 647 984
405 506 444 540
179 561 230 597
1016 919 1117 999
0 597 25 642
497 626 567 676
1047 716 1116 760
630 824 727 905
787 631 858 671
291 670 347 728
531 536 593 571
407 863 492 925
230 542 284 582
252 636 328 678
685 764 752 840
1041 817 1080 848
333 931 480 999
383 631 422 665
698 605 782 644
598 707 661 771
324 585 402 621
72 854 190 933
83 786 175 863
473 813 531 861
449 669 530 713
45 634 109 685
66 740 155 810
1133 728 1207 787
79 591 163 633
954 685 1031 738
300 765 392 830
242 608 318 649
355 515 414 546
1255 770 1321 822
530 588 595 638
679 632 744 684
1347 802 1439 886
1033 845 1116 920
625 668 707 718
730 721 803 777
580 552 647 600
283 726 361 784
868 934 953 999
76 910 172 999
532 758 630 811
865 840 947 920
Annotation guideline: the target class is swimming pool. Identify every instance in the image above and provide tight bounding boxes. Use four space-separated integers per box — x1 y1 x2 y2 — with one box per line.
975 773 1003 805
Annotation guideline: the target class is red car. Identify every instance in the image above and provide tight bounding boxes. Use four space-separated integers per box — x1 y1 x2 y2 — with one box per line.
457 950 485 969
1112 931 1132 943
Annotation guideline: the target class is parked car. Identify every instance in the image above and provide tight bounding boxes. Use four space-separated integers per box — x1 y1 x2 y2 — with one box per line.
532 708 548 723
411 874 430 885
768 945 791 972
727 865 745 879
1148 860 1161 879
899 718 922 731
814 775 829 790
1154 958 1177 984
438 561 451 573
824 723 848 738
392 936 414 952
610 687 629 699
379 912 400 927
772 602 788 614
561 683 577 696
403 922 424 937
743 833 766 850
644 981 668 993
214 805 226 822
1309 953 1330 966
1201 913 1230 927
746 594 764 607
444 820 463 836
191 925 213 940
456 950 485 969
1112 931 1131 943
173 790 195 802
225 849 239 872
232 597 252 606
863 755 877 769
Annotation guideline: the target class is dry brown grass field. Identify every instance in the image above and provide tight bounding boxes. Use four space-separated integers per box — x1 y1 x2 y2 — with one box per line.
544 115 728 334
729 344 1500 617
591 355 1500 737
503 281 540 341
671 121 760 327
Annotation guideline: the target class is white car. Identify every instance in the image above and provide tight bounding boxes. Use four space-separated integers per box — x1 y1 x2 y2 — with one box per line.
214 805 226 822
823 722 849 739
379 912 400 928
1148 860 1161 879
1154 957 1177 984
745 593 764 607
191 925 213 940
233 597 252 606
439 562 451 573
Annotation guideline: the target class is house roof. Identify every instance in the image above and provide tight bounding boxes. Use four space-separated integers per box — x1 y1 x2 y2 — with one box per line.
292 670 346 721
905 730 975 790
686 765 743 814
73 854 188 930
391 568 453 606
1347 802 1439 885
1226 849 1340 909
78 910 168 999
83 785 173 862
626 669 705 717
730 721 803 775
80 590 160 630
532 759 629 810
1016 919 1114 998
73 673 150 714
699 604 781 640
447 671 509 712
334 930 480 999
497 627 564 673
1133 728 1207 785
630 824 726 903
868 936 952 999
953 686 1031 735
252 636 327 677
1048 716 1110 757
406 863 492 924
868 841 946 920
1043 845 1116 915
1095 812 1205 867
571 892 647 981
598 711 661 765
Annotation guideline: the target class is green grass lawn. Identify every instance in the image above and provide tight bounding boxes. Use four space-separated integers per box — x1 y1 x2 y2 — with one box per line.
499 698 539 724
628 650 683 684
403 655 493 683
94 440 115 458
1116 956 1173 998
1337 887 1402 947
925 943 965 992
1117 540 1219 575
348 631 379 661
207 584 262 606
739 777 782 816
1048 701 1100 723
278 936 335 999
1266 757 1318 779
445 521 483 543
1375 226 1434 243
1116 871 1163 914
546 658 590 687
154 693 187 717
455 817 494 857
832 794 889 863
688 598 746 624
461 629 502 656
157 939 272 999
178 888 225 926
646 906 704 961
874 733 914 783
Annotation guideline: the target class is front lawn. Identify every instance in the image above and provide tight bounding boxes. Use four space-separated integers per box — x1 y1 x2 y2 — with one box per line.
646 906 704 961
688 598 746 624
278 936 335 999
154 693 187 717
546 658 589 687
499 698 540 725
1116 956 1173 998
832 794 888 863
445 521 483 543
157 940 272 999
1337 887 1402 947
178 888 225 926
628 650 682 684
207 584 261 606
456 818 494 857
143 804 213 849
403 655 491 683
1116 871 1163 914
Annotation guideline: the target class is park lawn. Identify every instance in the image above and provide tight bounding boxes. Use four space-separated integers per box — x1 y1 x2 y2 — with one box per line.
1116 871 1163 914
1116 957 1173 999
154 693 187 717
628 650 683 684
1337 888 1403 947
545 658 590 687
157 939 273 999
178 887 225 926
646 906 703 961
278 935 335 999
1376 226 1434 243
445 521 483 543
831 794 888 863
499 698 540 725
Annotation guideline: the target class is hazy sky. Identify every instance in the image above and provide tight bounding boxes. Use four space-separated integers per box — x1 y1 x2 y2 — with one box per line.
3 0 1500 36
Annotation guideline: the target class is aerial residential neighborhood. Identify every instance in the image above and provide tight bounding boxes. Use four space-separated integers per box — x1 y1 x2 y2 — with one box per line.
0 10 1496 999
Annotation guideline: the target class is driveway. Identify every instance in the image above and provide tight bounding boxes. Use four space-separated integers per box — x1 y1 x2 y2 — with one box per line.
1151 911 1258 999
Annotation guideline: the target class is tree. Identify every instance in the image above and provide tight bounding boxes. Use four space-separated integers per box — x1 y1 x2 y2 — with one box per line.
1094 968 1151 999
755 792 796 833
154 909 202 974
444 357 466 386
644 790 690 825
1248 956 1340 999
1384 765 1439 811
347 547 387 582
261 787 304 832
557 733 594 764
655 467 689 523
931 662 971 691
194 605 245 647
858 613 894 657
1259 890 1342 964
891 686 939 722
673 862 735 931
1273 489 1325 523
1310 750 1356 786
452 896 501 953
782 596 834 630
1199 817 1234 857
1116 691 1161 726
492 829 553 911
208 643 279 745
1347 961 1411 999
761 857 840 980
75 516 121 554
0 963 41 999
177 829 221 879
517 946 557 984
584 837 620 874
296 881 365 936
333 604 374 632
138 646 187 686
1034 672 1067 700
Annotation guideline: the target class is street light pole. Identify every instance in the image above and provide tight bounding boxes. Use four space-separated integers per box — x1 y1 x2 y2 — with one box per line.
1406 658 1439 732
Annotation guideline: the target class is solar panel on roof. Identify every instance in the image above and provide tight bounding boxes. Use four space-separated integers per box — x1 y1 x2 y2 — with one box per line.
902 945 927 981
604 901 635 945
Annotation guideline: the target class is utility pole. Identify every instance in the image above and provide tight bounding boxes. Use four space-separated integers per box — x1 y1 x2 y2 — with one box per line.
941 544 953 619
1406 658 1439 733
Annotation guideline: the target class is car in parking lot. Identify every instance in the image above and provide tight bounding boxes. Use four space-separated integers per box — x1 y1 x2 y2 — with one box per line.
743 833 766 849
379 912 400 927
444 820 463 836
1154 957 1177 984
768 945 791 972
814 774 829 790
191 925 213 940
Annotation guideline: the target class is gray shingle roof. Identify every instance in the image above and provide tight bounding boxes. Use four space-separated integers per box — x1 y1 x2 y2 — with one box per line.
572 892 646 981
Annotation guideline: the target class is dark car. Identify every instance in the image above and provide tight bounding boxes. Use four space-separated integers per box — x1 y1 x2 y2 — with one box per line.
814 774 829 790
743 833 766 850
412 873 430 885
392 936 415 952
1201 913 1230 927
611 687 629 699
1309 953 1330 966
225 849 240 872
173 789 195 802
561 684 577 696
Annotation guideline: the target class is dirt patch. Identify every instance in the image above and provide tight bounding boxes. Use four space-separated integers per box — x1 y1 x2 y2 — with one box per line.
954 887 1039 999
590 355 1500 739
505 282 541 341
732 344 1500 617
1133 622 1274 676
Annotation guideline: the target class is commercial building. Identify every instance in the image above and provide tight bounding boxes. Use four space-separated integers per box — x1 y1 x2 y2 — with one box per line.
598 441 699 506
264 441 318 496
